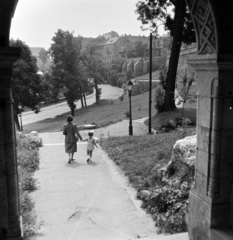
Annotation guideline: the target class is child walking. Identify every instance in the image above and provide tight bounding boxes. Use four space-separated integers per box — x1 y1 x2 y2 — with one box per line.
83 131 98 163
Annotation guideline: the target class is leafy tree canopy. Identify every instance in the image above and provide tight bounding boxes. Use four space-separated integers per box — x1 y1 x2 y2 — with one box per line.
10 39 43 113
48 29 87 115
136 0 195 45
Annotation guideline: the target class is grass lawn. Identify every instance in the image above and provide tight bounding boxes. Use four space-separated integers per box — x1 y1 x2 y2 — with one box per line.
23 91 157 133
100 129 194 188
100 81 197 234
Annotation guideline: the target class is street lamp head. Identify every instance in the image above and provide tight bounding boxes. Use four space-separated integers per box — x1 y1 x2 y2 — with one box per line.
127 80 133 92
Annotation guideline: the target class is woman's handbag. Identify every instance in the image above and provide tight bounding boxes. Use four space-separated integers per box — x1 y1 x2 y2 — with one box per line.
75 135 79 142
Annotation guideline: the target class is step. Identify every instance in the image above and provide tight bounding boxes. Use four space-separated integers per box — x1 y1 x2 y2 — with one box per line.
211 229 233 240
140 232 189 240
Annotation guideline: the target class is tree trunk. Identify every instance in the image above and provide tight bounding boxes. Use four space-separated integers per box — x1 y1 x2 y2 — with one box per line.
71 107 75 116
164 0 186 111
94 78 99 104
80 88 84 108
83 91 87 106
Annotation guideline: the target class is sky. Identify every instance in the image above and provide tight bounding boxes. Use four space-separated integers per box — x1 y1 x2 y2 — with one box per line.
10 0 166 50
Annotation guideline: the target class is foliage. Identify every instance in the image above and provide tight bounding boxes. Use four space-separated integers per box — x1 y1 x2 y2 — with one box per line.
23 90 158 133
125 109 130 118
135 0 195 44
100 131 194 234
138 180 190 234
10 39 43 115
119 93 124 101
82 44 107 103
39 70 62 104
136 0 196 112
134 60 144 77
126 68 134 81
127 41 147 58
132 82 157 96
180 71 195 118
48 29 86 115
154 85 165 112
153 68 167 112
16 132 42 239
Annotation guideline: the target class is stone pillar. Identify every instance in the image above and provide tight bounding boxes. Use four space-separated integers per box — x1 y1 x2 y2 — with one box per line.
188 54 233 240
0 47 22 239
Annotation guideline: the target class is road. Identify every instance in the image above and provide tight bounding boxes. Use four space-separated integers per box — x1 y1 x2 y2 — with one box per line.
22 85 123 125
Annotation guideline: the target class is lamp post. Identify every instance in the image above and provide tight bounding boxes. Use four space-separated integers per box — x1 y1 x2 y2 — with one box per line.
18 104 23 131
149 32 153 134
127 80 133 136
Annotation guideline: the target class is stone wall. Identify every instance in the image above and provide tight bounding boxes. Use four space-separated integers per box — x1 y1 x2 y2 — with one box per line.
166 45 197 81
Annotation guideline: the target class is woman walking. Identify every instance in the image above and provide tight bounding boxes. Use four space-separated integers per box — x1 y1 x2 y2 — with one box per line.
63 115 82 163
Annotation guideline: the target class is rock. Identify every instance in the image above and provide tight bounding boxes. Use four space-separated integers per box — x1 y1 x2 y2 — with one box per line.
28 131 39 137
28 131 42 147
173 135 196 167
83 124 96 130
181 117 192 126
165 135 196 182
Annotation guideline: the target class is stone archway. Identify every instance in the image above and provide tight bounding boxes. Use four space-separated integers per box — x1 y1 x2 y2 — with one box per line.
184 0 233 239
0 0 233 239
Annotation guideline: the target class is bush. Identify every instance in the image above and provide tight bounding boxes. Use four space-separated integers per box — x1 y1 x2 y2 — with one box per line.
17 148 39 173
138 180 190 234
131 82 157 96
125 109 130 118
18 167 37 192
154 86 165 112
16 132 41 239
100 131 194 235
119 93 124 101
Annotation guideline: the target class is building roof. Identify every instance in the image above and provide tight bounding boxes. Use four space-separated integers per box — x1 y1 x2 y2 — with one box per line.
105 37 119 45
126 35 148 43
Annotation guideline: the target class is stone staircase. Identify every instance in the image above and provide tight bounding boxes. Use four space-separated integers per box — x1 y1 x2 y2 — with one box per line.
140 232 189 240
211 229 233 240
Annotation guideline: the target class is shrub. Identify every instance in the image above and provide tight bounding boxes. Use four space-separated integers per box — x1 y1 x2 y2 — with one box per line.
131 82 158 96
119 93 124 101
154 86 165 112
17 148 39 173
16 132 41 239
125 109 130 118
100 131 193 235
18 167 37 192
138 180 190 234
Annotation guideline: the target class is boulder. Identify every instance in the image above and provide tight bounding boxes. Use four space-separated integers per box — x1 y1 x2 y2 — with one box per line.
166 135 196 182
28 131 42 147
28 131 39 137
172 135 196 167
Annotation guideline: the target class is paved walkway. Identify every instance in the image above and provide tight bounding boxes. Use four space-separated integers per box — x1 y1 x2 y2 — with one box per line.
32 121 188 240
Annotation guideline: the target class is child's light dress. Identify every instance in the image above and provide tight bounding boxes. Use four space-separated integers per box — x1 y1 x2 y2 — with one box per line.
86 137 95 151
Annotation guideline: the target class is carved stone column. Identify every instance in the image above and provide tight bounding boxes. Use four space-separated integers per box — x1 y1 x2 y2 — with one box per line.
0 47 22 239
187 54 233 239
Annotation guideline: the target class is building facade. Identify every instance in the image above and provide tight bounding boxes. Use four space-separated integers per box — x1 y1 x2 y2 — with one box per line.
102 35 148 62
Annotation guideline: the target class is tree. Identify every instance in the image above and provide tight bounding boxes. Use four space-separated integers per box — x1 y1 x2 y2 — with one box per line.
10 39 43 130
48 29 85 116
136 0 195 111
83 42 106 104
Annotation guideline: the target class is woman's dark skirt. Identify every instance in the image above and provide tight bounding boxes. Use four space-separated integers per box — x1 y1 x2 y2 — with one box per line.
65 142 77 153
